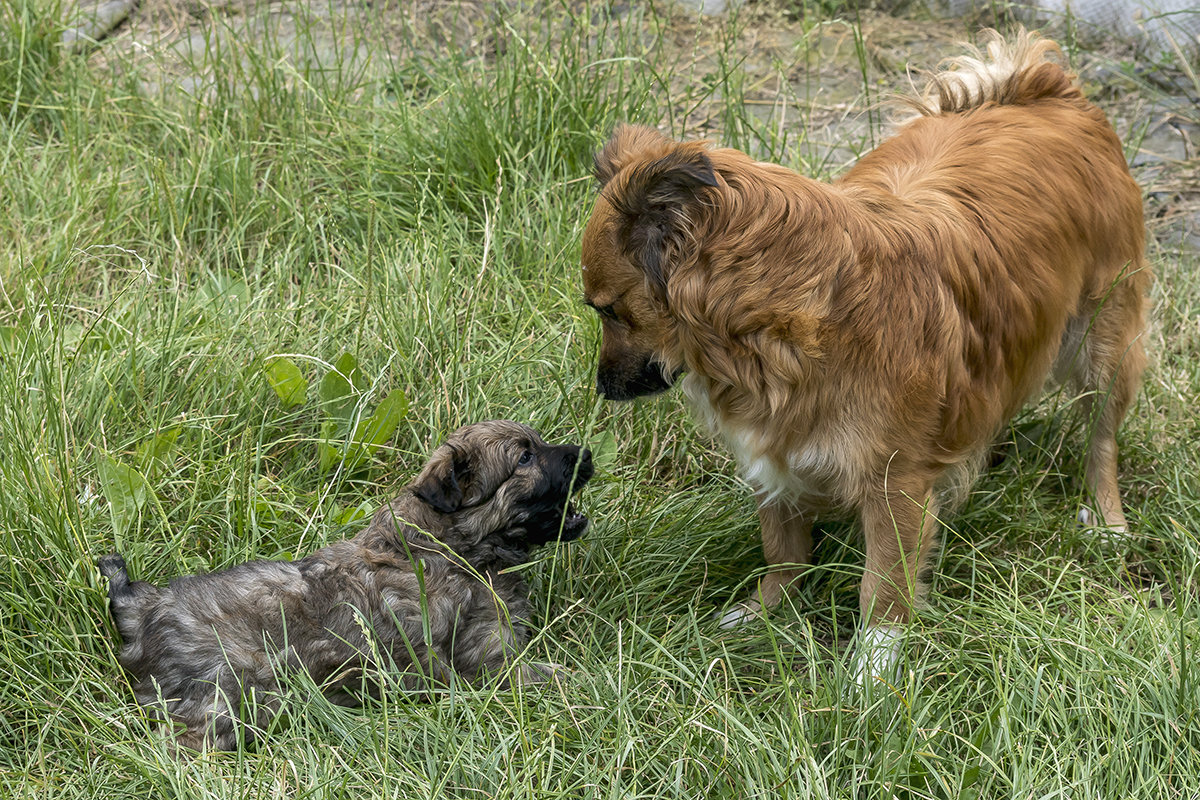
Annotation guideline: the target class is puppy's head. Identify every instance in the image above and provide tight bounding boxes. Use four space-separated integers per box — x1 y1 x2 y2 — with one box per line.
411 420 593 550
581 124 719 401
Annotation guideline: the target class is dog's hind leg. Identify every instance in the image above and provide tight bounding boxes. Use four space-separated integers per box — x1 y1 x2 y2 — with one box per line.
1067 270 1148 535
160 673 246 752
718 503 812 629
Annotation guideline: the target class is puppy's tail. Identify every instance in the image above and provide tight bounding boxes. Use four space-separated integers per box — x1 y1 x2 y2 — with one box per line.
98 553 134 601
906 28 1084 118
98 552 155 640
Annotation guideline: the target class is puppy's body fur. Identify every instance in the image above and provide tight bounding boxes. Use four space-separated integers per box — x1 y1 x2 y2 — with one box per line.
100 421 592 751
581 32 1148 646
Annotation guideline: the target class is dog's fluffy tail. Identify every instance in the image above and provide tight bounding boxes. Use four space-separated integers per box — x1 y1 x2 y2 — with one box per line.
907 28 1083 117
98 552 152 639
98 553 134 599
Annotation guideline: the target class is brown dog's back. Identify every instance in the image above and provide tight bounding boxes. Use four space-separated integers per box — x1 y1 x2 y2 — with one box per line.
840 99 1145 460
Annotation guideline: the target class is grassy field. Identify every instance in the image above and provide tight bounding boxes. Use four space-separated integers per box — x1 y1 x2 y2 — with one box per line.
2 0 1198 796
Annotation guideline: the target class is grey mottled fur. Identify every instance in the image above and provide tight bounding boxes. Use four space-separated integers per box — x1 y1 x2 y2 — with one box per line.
98 420 592 752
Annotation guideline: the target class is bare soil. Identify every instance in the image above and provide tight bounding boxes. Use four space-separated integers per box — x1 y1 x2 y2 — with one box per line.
75 0 1199 248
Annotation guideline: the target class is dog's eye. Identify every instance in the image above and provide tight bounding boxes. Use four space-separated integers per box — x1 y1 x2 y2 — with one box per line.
583 297 622 324
518 450 534 466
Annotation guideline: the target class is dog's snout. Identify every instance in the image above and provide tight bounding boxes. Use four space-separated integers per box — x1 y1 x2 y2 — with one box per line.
561 446 594 483
576 447 594 482
595 372 622 401
596 356 678 401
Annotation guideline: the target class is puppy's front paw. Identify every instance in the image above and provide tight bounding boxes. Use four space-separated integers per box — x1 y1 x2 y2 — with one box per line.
519 661 571 687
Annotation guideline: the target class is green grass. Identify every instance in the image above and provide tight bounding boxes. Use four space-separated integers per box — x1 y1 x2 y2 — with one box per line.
2 0 1198 797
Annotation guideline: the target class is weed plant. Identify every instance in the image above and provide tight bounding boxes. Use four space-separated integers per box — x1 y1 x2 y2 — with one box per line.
1 0 1197 797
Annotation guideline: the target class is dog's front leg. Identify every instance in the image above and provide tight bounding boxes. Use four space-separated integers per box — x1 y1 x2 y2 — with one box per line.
718 502 813 628
853 481 939 685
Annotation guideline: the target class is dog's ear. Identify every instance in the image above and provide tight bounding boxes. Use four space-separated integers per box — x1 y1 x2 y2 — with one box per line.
594 124 674 186
412 447 469 513
607 146 718 305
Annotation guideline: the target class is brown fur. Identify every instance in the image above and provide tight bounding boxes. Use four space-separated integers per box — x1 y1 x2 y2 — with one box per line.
580 30 1149 633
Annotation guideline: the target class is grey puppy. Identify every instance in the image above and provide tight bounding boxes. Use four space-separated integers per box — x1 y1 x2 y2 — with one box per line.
98 420 592 752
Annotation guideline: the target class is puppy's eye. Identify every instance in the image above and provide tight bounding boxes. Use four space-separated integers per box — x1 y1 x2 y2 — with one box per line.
518 450 534 466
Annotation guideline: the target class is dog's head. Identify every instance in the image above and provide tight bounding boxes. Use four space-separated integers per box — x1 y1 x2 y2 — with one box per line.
411 420 593 550
580 124 719 401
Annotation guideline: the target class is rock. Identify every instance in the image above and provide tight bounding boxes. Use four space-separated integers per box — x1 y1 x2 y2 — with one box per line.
930 0 1199 58
62 0 140 52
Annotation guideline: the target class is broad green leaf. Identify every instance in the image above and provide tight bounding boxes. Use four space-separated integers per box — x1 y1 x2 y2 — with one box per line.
318 352 357 403
359 390 408 448
337 500 374 525
587 429 619 472
135 426 181 477
199 274 250 313
344 390 408 470
96 456 151 537
318 352 361 421
318 419 342 473
338 352 366 389
264 357 307 408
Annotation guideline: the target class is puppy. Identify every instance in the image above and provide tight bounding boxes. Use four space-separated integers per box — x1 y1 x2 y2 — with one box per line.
579 31 1148 674
99 420 592 751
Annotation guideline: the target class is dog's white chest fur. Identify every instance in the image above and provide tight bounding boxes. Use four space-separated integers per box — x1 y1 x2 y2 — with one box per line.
682 376 845 503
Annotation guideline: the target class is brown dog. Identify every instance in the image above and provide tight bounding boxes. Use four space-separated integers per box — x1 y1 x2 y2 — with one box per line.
100 421 592 750
580 31 1148 673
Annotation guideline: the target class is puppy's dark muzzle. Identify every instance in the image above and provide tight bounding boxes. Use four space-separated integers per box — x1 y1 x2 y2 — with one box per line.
561 446 594 485
534 444 593 543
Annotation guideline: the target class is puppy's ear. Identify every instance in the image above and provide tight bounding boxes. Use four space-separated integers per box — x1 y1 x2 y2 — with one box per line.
607 146 718 305
594 124 673 186
413 448 468 513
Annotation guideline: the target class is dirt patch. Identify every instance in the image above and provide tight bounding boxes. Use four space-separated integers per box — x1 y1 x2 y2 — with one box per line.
75 0 1199 247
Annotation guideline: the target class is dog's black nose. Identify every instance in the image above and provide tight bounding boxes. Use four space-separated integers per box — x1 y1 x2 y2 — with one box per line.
560 446 593 483
574 448 594 483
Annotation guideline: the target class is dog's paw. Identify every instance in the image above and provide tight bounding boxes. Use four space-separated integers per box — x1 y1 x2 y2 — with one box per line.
714 601 762 630
519 661 571 687
848 625 904 691
1076 507 1129 543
